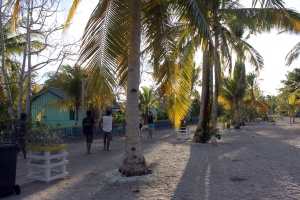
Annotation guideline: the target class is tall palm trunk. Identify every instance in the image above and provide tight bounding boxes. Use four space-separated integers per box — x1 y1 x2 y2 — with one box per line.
75 105 79 126
0 0 14 118
213 31 220 130
194 48 212 143
239 103 245 126
234 101 240 128
234 60 246 129
119 0 150 176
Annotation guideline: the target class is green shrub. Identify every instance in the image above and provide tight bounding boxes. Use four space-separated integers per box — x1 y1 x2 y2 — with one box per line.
112 113 126 124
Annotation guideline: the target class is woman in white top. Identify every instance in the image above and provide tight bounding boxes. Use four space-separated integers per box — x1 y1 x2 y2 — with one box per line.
99 110 114 151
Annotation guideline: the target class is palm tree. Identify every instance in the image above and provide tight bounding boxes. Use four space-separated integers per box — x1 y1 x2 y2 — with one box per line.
219 61 246 129
64 0 212 176
244 73 269 118
42 64 84 126
139 86 156 119
180 0 298 142
276 91 300 123
246 73 261 101
278 68 300 122
280 68 300 93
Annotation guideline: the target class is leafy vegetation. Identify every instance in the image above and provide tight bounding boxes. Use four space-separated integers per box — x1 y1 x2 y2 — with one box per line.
28 123 62 147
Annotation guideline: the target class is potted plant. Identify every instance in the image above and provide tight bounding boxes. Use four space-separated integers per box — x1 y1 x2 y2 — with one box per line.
26 124 69 182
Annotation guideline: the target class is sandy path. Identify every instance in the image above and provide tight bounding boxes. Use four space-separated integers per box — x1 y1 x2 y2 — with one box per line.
4 117 300 200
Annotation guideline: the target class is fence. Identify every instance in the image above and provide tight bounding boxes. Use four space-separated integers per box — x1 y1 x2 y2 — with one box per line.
0 118 198 142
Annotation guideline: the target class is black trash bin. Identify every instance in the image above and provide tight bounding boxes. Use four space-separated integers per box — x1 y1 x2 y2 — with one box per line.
0 143 21 197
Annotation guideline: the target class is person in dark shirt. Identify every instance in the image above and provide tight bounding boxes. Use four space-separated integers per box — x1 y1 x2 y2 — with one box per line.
82 110 96 154
147 111 155 138
15 113 28 159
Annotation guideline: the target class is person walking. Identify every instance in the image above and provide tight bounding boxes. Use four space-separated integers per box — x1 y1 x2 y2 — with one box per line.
139 115 143 137
147 111 155 138
82 110 96 154
99 110 114 151
15 113 28 159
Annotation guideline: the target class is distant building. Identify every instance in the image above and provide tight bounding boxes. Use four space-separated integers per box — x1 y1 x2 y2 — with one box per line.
31 87 83 127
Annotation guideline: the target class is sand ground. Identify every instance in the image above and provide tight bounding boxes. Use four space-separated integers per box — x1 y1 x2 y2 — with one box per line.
4 117 300 200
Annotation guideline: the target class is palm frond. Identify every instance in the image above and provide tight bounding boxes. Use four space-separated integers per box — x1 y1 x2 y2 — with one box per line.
143 0 175 68
252 0 285 9
222 8 300 34
78 0 132 101
285 41 300 66
11 0 20 33
63 0 83 32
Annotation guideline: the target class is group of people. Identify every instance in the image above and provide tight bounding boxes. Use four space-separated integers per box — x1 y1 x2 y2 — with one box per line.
14 109 156 158
82 110 156 154
82 110 114 154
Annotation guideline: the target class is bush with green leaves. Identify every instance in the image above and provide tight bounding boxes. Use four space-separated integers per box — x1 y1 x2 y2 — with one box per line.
0 100 14 133
112 113 126 124
28 123 62 147
217 108 234 128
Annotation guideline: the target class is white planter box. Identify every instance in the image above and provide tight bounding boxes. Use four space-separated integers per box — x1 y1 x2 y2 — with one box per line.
26 145 69 182
177 127 190 140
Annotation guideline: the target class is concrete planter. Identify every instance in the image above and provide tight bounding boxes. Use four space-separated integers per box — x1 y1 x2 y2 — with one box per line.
26 144 69 182
177 127 190 140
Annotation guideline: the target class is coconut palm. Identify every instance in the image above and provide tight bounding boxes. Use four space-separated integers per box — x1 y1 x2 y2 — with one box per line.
64 0 212 176
192 0 299 142
219 61 246 129
280 68 300 93
244 73 269 117
139 86 156 119
276 91 300 123
245 73 261 101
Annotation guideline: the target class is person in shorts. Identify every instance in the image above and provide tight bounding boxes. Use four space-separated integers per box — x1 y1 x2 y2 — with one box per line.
82 110 96 154
99 110 114 151
147 111 155 138
15 113 28 159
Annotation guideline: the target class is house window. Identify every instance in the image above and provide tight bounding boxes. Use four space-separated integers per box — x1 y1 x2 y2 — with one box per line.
69 110 75 120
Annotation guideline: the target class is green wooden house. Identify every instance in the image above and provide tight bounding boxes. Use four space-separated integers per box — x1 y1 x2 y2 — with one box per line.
31 87 83 127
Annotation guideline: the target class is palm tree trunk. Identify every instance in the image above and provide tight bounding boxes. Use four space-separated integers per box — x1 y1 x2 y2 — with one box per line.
234 101 240 129
0 0 14 118
239 103 245 126
75 107 79 126
193 49 211 143
213 31 220 131
119 0 150 176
